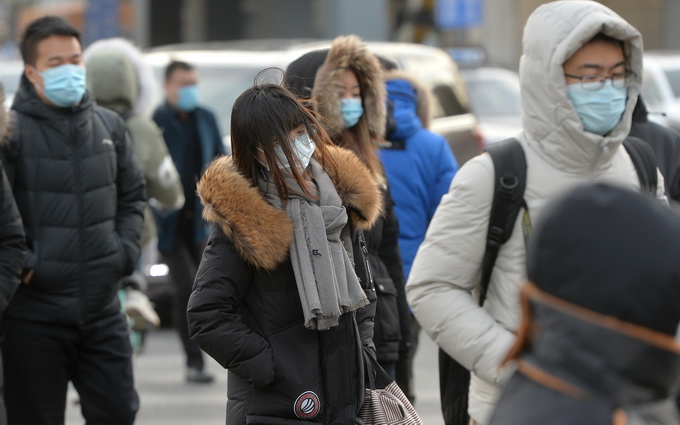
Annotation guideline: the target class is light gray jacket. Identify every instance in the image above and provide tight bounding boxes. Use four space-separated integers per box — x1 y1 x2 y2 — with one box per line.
406 2 665 424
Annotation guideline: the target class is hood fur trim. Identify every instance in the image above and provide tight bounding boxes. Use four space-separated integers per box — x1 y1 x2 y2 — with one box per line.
84 38 159 117
312 35 386 140
384 70 433 129
197 146 382 270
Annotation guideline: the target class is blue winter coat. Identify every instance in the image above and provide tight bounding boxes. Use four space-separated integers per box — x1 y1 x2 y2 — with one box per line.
379 78 458 279
152 102 225 252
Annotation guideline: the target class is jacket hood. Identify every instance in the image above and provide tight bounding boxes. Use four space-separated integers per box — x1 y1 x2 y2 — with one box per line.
384 71 434 141
527 183 680 335
312 35 386 141
0 84 9 146
519 0 643 173
83 38 159 117
196 145 383 270
514 284 680 409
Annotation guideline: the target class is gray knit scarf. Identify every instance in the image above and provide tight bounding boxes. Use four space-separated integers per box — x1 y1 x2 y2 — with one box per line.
258 160 369 330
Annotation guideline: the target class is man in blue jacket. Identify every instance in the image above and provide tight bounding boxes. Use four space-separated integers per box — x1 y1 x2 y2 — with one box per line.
153 60 225 383
379 70 459 401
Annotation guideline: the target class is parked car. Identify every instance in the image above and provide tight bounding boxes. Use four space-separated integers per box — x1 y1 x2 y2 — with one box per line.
0 60 23 108
641 51 680 131
144 39 484 165
462 66 522 146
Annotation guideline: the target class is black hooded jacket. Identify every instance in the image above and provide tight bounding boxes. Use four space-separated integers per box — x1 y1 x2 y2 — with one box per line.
0 74 146 325
629 97 680 204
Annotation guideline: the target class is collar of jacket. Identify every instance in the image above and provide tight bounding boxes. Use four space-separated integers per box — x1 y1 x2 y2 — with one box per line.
508 283 680 407
312 35 386 141
12 73 94 120
197 145 383 271
518 1 644 174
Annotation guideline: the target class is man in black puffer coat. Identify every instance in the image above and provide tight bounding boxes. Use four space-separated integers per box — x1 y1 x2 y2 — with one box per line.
0 16 145 425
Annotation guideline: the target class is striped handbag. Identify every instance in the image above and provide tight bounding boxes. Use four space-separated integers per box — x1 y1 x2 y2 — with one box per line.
359 352 424 425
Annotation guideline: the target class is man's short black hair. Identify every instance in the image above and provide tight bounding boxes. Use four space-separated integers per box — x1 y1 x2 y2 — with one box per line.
20 15 81 66
165 60 195 81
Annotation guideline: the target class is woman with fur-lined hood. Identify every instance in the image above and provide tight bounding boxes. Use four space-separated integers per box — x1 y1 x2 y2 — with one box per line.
186 82 382 424
286 35 411 383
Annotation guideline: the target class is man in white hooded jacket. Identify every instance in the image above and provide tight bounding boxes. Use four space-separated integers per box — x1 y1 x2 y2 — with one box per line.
406 2 666 425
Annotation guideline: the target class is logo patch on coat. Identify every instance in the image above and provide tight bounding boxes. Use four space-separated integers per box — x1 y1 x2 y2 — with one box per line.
294 391 320 419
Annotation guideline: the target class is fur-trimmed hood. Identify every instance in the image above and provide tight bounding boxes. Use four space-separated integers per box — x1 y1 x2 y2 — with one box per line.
83 38 159 117
0 83 9 146
197 145 383 270
384 70 432 129
312 35 386 141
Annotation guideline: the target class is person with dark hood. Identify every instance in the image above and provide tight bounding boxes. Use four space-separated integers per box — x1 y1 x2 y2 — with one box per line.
0 16 145 424
0 83 27 425
286 35 411 383
187 82 381 424
629 96 680 207
489 182 680 425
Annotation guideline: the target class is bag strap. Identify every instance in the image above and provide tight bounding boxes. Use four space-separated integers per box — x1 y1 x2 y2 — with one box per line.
480 138 527 306
362 348 394 390
623 136 658 196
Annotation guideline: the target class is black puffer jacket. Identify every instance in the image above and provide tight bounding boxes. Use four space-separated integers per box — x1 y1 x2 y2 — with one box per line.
1 74 146 325
188 147 382 425
366 185 410 363
629 97 680 205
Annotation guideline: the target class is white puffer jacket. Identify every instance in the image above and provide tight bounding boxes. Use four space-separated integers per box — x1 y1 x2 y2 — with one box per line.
406 2 665 424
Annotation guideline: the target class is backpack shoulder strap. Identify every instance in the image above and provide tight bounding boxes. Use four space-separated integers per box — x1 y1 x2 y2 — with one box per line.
481 138 527 306
623 136 658 196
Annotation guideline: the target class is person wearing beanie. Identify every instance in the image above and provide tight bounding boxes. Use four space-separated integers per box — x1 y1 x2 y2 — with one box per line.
380 69 459 401
489 182 680 425
0 82 27 425
84 37 185 331
286 35 411 383
406 2 666 424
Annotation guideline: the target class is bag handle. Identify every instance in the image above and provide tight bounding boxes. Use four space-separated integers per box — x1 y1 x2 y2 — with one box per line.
363 348 394 390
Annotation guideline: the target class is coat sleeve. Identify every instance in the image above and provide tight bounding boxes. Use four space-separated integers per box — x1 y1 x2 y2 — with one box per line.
0 162 25 315
430 135 458 220
379 187 411 359
113 117 147 276
187 226 276 387
406 154 516 385
127 116 184 210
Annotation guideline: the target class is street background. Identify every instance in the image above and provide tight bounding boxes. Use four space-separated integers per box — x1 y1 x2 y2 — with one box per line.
65 328 446 425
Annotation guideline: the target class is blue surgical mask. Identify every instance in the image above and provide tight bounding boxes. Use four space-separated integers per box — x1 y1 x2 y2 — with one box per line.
339 97 363 128
37 64 86 107
260 132 316 172
566 80 627 135
177 85 199 112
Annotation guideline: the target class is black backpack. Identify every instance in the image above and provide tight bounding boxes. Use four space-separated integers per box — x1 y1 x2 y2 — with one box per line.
438 136 658 425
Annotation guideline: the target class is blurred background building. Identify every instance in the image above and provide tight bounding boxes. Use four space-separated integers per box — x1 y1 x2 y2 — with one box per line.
0 0 679 69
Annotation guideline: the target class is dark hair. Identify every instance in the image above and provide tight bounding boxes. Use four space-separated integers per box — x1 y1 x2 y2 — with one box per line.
284 49 329 100
231 83 336 201
20 15 80 66
164 60 195 81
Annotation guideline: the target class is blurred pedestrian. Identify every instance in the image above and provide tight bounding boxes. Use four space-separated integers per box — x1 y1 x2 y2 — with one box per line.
187 82 381 424
406 2 665 425
490 182 680 425
0 16 145 424
0 83 26 425
84 37 185 330
380 68 459 402
286 35 410 385
153 60 225 383
629 95 680 207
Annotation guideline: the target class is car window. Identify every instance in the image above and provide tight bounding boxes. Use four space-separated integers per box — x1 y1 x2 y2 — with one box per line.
465 79 521 118
664 68 680 99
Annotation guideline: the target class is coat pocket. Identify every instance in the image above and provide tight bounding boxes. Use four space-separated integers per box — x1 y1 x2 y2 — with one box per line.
375 276 401 343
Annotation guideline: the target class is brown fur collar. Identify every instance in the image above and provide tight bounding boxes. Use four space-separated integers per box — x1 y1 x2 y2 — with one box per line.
197 145 383 270
384 70 433 129
312 35 386 141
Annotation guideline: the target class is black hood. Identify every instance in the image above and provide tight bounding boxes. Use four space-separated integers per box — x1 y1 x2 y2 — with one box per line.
527 183 680 335
12 73 94 119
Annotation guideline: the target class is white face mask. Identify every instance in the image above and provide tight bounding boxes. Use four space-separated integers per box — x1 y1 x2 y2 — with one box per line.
260 132 316 171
